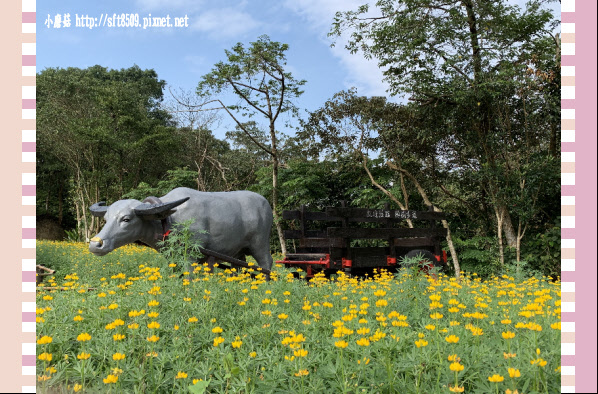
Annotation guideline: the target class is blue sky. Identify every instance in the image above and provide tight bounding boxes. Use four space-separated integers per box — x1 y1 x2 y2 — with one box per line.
37 0 559 139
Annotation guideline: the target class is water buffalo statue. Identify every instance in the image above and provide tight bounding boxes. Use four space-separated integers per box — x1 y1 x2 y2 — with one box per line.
88 187 273 271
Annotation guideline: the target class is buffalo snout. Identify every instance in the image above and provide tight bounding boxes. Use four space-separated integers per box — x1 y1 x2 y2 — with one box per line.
89 237 110 256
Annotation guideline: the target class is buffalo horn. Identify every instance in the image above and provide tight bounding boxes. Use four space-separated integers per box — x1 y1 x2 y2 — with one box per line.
134 197 190 221
89 202 108 217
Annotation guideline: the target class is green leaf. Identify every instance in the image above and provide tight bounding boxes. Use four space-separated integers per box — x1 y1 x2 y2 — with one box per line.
188 379 211 394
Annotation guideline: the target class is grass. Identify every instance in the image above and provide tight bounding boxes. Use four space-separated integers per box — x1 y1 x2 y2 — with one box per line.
36 240 561 393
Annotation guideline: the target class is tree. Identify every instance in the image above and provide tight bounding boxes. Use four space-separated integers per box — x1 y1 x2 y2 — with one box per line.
196 35 307 256
37 65 179 239
330 0 560 262
299 89 462 278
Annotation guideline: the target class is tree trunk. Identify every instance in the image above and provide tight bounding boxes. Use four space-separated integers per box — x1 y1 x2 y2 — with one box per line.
444 225 461 281
362 155 413 228
388 162 461 281
516 220 527 264
495 207 505 266
270 123 287 256
499 204 517 248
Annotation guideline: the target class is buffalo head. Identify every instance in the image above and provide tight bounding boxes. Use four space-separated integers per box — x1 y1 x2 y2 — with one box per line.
88 197 189 256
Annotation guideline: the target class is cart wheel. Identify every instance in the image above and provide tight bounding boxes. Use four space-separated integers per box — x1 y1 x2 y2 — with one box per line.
404 250 442 274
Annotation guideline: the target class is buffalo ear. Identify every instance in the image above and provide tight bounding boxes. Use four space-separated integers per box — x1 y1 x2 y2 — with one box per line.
134 197 190 221
89 202 108 217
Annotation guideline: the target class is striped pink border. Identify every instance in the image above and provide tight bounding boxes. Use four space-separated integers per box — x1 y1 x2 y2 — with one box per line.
560 0 576 391
21 0 36 392
19 0 597 392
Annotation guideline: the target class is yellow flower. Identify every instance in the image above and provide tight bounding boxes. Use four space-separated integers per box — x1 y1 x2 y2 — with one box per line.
430 312 443 319
488 374 504 383
76 333 91 342
445 335 459 343
175 371 188 379
335 340 348 349
188 316 198 323
77 352 90 360
213 336 225 347
508 368 521 378
37 336 53 345
447 354 460 362
128 323 139 329
425 324 436 331
232 337 243 349
112 353 126 361
108 303 118 310
470 327 484 336
501 319 512 324
249 352 257 358
503 352 517 359
449 362 464 372
146 335 160 342
530 358 547 367
73 315 83 322
212 326 223 334
294 369 309 377
73 383 82 392
375 299 388 307
113 333 126 341
429 294 441 301
356 337 371 346
148 311 159 318
147 321 161 329
294 349 308 357
502 331 516 339
449 385 464 393
551 321 561 330
103 374 119 384
38 352 52 362
278 313 289 320
148 300 159 307
415 339 428 348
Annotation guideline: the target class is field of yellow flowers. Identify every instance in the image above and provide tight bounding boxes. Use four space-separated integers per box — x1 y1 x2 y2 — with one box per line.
36 240 561 393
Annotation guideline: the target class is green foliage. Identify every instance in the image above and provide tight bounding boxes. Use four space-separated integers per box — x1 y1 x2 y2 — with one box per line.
37 65 184 238
124 168 198 201
64 229 83 243
188 378 211 394
36 241 562 393
157 219 206 273
451 236 505 279
522 220 561 278
399 252 440 278
197 35 306 120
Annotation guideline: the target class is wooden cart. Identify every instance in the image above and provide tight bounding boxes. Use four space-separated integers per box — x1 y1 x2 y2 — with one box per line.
276 203 448 278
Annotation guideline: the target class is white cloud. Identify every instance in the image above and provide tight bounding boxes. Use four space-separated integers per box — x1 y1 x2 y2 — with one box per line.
283 0 392 97
190 8 261 39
